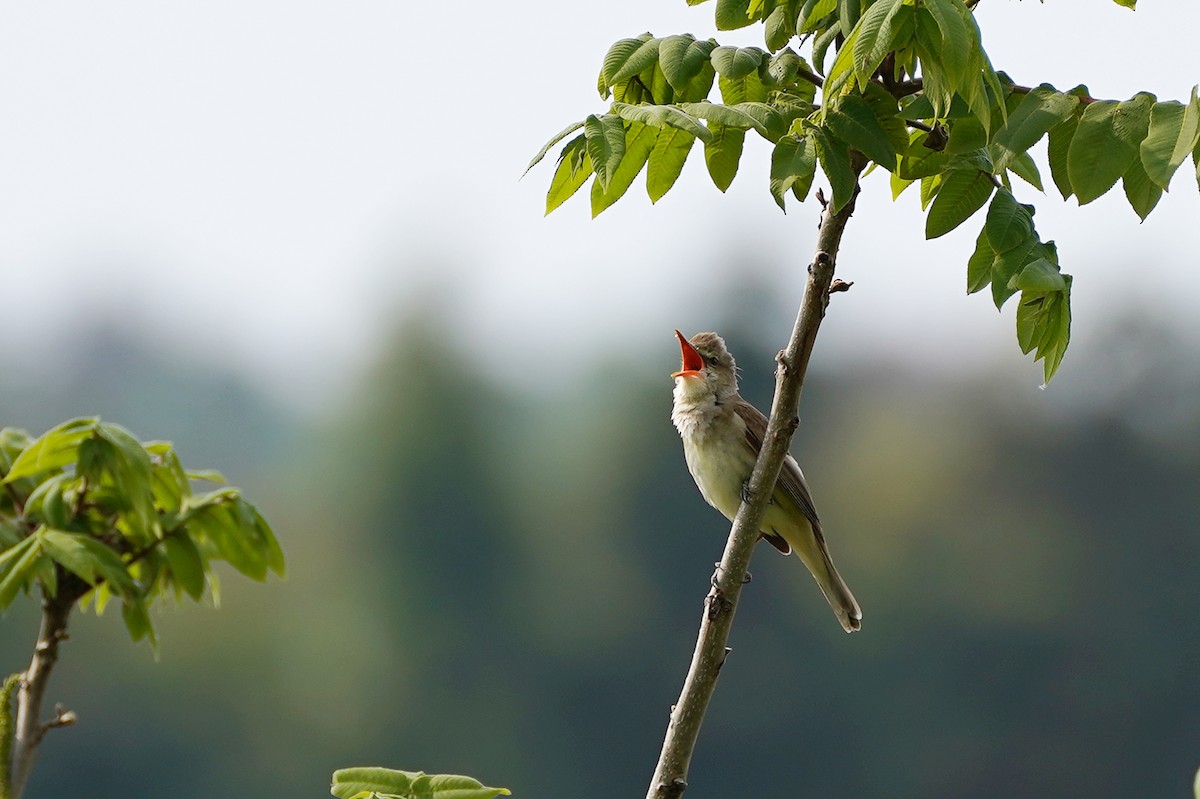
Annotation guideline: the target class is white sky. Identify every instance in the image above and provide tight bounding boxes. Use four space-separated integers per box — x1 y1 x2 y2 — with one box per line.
0 1 1196 411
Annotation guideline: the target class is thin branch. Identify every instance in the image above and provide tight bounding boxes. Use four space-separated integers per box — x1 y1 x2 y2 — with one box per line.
645 177 862 799
896 77 1098 106
796 65 825 89
9 574 85 799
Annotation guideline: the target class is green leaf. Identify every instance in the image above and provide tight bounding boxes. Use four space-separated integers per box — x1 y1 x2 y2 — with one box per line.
711 46 767 79
799 0 836 33
164 534 206 600
990 85 1079 173
39 529 137 595
770 133 817 208
4 417 98 482
1122 155 1162 221
1007 151 1044 191
922 0 971 91
838 0 862 37
862 83 910 153
961 6 1006 128
945 114 988 156
613 103 711 141
331 768 510 799
704 123 746 191
0 535 43 609
679 101 768 138
823 24 860 97
1010 257 1067 293
926 169 994 239
966 228 994 294
121 594 156 645
647 127 696 203
764 2 798 52
187 495 269 581
1012 264 1072 383
920 173 942 210
545 136 592 215
611 38 661 84
186 468 226 484
255 506 285 578
659 35 717 92
730 101 787 140
990 237 1038 309
1068 95 1153 205
149 451 189 514
825 94 897 169
899 133 951 180
890 169 913 199
850 0 906 88
1110 0 1135 7
1140 90 1200 190
716 0 758 30
1195 125 1200 191
1047 114 1077 200
912 11 951 117
984 189 1034 253
600 35 654 95
24 473 72 529
591 122 658 217
718 70 769 104
526 120 585 175
96 422 158 542
811 23 840 77
813 129 857 212
584 115 626 191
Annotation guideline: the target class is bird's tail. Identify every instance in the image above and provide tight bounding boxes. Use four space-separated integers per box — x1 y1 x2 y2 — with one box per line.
814 552 862 633
784 525 862 633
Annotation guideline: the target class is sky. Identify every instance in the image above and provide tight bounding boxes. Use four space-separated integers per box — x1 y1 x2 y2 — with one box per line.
0 0 1196 411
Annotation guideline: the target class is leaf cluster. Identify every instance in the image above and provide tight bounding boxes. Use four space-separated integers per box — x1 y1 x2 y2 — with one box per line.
0 418 284 646
331 767 510 799
529 0 1200 383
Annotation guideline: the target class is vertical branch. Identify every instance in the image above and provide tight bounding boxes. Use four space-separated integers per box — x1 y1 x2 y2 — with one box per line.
645 187 860 799
8 583 78 799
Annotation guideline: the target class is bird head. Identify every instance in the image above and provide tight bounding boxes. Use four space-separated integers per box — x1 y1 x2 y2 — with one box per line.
672 330 738 400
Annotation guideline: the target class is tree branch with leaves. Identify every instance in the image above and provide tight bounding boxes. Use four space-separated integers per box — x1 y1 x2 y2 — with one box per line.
527 0 1197 796
0 418 284 799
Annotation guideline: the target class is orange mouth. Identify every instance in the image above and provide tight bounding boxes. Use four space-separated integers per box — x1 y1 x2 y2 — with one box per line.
671 330 704 378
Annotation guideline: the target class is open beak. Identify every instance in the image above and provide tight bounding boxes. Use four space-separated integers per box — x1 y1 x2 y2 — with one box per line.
671 329 705 378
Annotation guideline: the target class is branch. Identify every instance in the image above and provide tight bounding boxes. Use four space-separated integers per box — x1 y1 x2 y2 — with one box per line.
7 575 83 799
795 65 825 89
645 179 861 799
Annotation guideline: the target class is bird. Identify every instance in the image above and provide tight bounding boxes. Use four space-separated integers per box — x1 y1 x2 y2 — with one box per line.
670 329 862 633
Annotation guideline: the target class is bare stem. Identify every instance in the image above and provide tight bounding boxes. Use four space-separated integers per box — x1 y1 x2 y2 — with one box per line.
644 184 861 799
7 575 81 799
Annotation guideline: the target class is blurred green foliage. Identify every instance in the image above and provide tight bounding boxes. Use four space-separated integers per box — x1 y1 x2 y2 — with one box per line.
330 767 509 799
1 317 1197 799
0 418 283 645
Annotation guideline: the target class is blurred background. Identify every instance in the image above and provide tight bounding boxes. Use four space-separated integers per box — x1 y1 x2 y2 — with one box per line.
1 1 1198 798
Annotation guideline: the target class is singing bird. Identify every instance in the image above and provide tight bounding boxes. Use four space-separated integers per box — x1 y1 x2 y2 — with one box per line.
670 330 862 633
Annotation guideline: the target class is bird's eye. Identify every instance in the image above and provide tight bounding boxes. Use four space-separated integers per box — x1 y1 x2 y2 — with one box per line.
703 354 717 366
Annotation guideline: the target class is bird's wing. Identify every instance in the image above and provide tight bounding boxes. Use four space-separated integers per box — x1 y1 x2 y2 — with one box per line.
732 398 823 534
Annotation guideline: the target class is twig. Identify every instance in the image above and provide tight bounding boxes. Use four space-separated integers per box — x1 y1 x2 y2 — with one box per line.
644 178 862 799
8 574 84 799
795 65 825 89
